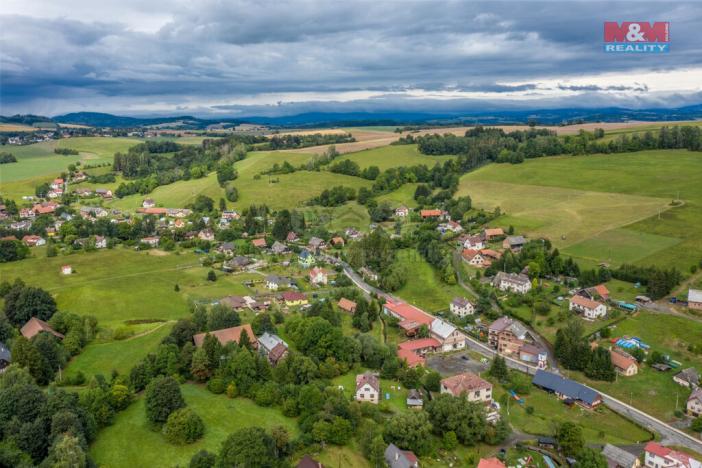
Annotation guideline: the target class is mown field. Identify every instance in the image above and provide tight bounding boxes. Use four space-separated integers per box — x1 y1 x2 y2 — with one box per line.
90 384 300 468
459 150 702 270
394 248 471 313
337 144 454 171
375 183 421 208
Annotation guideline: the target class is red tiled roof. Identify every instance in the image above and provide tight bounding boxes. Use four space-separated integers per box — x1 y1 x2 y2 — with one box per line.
594 284 610 298
462 248 481 260
397 349 425 367
252 238 267 247
484 228 504 237
138 207 168 215
610 349 638 371
384 301 434 326
478 458 506 468
356 372 380 392
420 209 442 217
441 372 492 395
338 298 357 313
398 338 441 351
282 291 306 302
571 295 603 310
21 317 64 340
645 442 671 458
193 324 257 348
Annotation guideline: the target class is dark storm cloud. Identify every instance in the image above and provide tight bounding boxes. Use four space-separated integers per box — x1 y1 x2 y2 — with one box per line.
1 1 701 115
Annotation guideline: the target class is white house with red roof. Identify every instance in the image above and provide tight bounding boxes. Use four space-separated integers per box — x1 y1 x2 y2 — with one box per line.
687 387 702 417
569 295 607 319
644 442 700 468
355 372 380 404
309 267 329 285
441 372 493 404
462 249 486 267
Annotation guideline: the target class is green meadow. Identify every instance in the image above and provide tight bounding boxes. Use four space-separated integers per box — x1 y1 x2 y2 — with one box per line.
337 144 453 171
90 384 299 468
459 150 702 269
375 183 422 208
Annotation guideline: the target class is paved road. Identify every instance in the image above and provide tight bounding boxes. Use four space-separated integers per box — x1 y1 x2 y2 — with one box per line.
339 259 702 454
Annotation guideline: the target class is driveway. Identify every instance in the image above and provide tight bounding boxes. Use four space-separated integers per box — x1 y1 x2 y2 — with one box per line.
427 351 490 377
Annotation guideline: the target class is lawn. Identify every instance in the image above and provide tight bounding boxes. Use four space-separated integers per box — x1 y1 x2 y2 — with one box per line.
394 248 472 313
459 150 702 270
64 322 174 380
566 311 702 423
304 202 370 233
90 384 299 468
375 183 422 208
0 137 140 184
492 383 652 445
337 144 453 171
0 247 252 329
332 369 410 414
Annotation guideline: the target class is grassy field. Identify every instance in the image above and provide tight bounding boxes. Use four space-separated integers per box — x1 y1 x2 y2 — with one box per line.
65 322 173 380
303 202 370 233
568 311 702 423
394 249 471 313
492 384 651 445
459 150 702 270
337 144 453 171
90 384 299 468
0 248 256 329
375 183 421 208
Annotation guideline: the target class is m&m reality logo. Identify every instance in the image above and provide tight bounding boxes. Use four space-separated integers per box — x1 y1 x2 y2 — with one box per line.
604 21 670 53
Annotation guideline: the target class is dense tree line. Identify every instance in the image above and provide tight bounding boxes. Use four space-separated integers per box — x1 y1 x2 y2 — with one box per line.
54 148 80 155
611 263 682 300
308 185 357 207
485 239 581 280
554 320 615 381
263 133 355 150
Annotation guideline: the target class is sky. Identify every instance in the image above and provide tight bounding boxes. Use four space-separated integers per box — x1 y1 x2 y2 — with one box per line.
1 0 702 117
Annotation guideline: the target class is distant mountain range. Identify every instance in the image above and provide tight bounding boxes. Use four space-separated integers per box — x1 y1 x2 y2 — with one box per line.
2 105 702 129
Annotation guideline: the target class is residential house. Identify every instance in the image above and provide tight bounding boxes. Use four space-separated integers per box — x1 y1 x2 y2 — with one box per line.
296 455 324 468
438 220 463 234
281 291 307 307
462 235 484 250
271 241 288 254
420 209 445 219
384 443 419 468
33 201 60 215
252 237 267 249
141 236 160 247
482 228 504 241
223 256 252 272
687 388 702 417
94 235 107 249
602 445 641 468
193 324 258 349
503 235 526 251
298 249 316 267
74 188 93 197
383 301 434 336
344 227 362 240
406 389 424 409
308 237 326 252
395 205 409 217
331 236 345 247
673 368 699 388
142 198 156 208
286 231 299 243
218 242 236 256
265 275 291 290
21 317 65 340
22 235 46 247
518 344 548 369
50 178 64 190
95 188 113 198
0 341 11 372
532 370 602 409
688 289 702 311
258 332 289 366
644 442 700 468
61 265 73 275
19 208 35 219
219 295 248 311
221 210 240 220
338 298 357 314
430 318 465 352
462 249 487 267
355 372 380 404
450 297 475 317
478 458 506 468
198 229 215 241
309 267 329 285
569 295 607 320
610 349 639 376
11 220 32 231
359 267 378 282
493 272 532 294
440 372 493 404
397 338 441 367
578 284 611 302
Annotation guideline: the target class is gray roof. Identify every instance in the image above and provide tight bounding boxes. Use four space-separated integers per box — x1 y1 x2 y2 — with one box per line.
688 288 702 303
601 444 639 468
505 235 526 246
675 367 699 385
271 241 287 253
0 342 11 363
430 318 456 339
266 275 290 285
532 370 601 406
494 271 531 286
258 332 287 353
452 297 472 307
384 444 416 468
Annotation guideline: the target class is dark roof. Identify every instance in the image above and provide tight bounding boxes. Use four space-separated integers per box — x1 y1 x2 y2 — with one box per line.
532 370 601 405
0 342 11 363
296 455 324 468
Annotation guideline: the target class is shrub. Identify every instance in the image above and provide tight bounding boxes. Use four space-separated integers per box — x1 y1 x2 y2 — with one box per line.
163 408 205 444
145 376 185 425
207 378 226 394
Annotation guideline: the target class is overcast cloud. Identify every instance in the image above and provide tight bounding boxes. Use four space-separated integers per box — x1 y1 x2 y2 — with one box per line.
1 0 701 117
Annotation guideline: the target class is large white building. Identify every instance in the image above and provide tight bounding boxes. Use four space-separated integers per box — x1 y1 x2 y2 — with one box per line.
569 295 607 319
